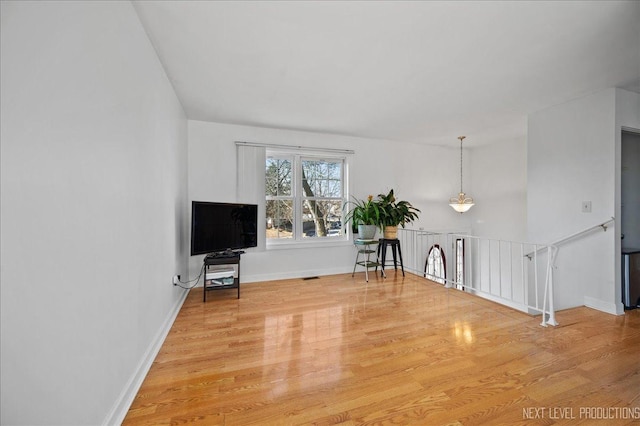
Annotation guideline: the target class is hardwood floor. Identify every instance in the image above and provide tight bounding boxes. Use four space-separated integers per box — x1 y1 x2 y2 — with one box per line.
124 272 640 425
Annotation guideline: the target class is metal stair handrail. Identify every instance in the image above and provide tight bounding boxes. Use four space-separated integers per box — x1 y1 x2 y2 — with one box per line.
525 217 615 259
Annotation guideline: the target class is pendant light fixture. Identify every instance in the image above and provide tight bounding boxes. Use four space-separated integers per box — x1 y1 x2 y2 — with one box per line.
449 136 474 213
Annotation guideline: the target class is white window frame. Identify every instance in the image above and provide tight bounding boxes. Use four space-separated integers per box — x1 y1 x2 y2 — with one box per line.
425 244 446 285
266 149 350 249
455 238 464 290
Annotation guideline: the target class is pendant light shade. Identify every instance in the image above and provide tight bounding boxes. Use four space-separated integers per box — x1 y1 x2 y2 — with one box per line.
449 136 474 213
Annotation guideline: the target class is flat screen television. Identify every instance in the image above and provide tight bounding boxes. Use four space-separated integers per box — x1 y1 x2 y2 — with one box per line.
190 201 258 256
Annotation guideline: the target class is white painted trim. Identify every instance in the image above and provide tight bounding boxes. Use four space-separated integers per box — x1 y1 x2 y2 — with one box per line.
583 296 623 316
243 267 355 283
236 140 354 155
102 290 189 426
466 289 530 314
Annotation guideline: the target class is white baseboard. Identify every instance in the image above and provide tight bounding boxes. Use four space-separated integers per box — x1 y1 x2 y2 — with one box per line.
102 289 189 425
468 290 529 314
583 296 622 315
243 266 353 283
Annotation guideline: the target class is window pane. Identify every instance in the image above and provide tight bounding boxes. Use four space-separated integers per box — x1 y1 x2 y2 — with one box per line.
456 239 464 289
425 245 446 284
266 199 293 239
301 199 343 238
266 157 292 197
302 159 343 198
328 164 341 180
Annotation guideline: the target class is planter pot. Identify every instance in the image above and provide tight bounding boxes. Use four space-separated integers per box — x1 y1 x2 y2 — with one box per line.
383 225 398 239
357 224 377 240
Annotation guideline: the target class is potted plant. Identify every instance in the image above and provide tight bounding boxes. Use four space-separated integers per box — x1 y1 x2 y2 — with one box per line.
377 189 420 239
344 195 381 240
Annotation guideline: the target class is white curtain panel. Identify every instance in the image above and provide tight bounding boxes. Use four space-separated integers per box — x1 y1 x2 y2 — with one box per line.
236 143 266 250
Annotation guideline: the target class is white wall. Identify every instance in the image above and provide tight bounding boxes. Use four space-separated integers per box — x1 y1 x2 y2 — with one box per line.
0 2 188 425
469 137 527 241
187 120 470 282
528 88 639 314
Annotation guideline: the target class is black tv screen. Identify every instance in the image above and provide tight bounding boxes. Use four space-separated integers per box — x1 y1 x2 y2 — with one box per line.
190 201 258 255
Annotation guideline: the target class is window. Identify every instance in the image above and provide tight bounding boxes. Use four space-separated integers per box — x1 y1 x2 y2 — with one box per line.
455 238 464 290
265 152 346 244
425 244 446 284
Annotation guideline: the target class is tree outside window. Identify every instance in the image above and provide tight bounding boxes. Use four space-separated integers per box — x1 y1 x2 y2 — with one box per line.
266 156 293 239
266 152 345 243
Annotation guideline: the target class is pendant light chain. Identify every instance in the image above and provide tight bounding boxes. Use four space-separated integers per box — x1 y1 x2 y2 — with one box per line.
458 136 465 193
459 137 463 193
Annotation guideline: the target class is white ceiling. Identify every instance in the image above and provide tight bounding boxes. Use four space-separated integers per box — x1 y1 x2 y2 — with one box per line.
133 1 640 146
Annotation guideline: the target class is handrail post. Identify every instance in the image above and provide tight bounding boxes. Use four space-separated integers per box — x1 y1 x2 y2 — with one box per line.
546 247 559 326
539 245 559 327
534 245 538 311
540 247 551 326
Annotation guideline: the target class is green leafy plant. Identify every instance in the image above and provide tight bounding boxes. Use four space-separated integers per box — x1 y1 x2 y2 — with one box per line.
377 189 420 228
344 195 382 232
